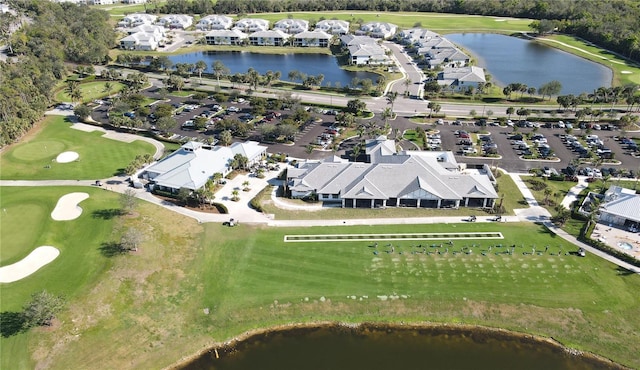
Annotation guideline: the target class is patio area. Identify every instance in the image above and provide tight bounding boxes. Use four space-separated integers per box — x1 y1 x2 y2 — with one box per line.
591 224 640 259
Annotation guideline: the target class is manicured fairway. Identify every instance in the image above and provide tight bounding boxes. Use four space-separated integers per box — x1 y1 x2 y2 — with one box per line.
252 12 532 33
0 186 122 369
54 81 126 103
0 116 154 180
2 201 639 369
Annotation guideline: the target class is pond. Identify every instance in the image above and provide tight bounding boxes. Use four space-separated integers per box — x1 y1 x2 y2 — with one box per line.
168 51 380 88
180 324 618 370
445 33 612 95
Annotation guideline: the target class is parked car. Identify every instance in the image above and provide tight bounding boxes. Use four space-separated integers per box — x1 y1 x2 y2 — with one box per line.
462 147 477 155
227 106 240 113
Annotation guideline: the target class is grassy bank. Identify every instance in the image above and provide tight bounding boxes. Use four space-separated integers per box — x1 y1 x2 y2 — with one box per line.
538 34 640 86
0 116 154 180
54 81 126 103
4 211 639 368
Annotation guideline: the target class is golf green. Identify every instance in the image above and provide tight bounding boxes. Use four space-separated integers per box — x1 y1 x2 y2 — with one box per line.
0 116 155 180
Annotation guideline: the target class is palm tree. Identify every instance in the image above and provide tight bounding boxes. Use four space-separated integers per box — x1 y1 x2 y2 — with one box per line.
386 91 398 115
66 80 81 103
381 107 393 125
212 60 229 87
212 172 223 185
242 180 250 191
103 81 114 98
246 68 260 90
506 107 514 119
195 60 207 84
231 189 240 201
403 78 411 96
219 130 232 146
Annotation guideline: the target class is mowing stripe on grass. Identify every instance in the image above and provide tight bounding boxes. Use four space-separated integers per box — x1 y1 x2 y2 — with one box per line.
284 232 504 243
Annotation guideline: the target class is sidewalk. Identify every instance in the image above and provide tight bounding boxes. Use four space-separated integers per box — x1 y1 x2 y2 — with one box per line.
561 176 589 209
508 173 552 222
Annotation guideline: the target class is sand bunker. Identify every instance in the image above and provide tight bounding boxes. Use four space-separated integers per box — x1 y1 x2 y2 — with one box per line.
621 70 632 74
56 151 79 163
51 192 90 221
0 246 60 283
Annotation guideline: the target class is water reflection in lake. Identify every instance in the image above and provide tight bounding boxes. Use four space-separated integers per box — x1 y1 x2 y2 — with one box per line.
181 325 618 370
445 33 612 95
169 51 379 87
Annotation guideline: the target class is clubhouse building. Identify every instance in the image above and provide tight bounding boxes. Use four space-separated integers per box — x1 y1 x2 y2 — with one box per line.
142 141 266 193
286 136 498 209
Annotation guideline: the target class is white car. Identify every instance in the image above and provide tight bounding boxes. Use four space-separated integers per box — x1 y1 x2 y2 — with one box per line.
226 106 239 113
556 121 565 128
462 147 477 155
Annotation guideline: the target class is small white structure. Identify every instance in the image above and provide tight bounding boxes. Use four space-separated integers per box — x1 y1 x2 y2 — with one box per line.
196 15 233 30
117 13 157 28
157 14 193 29
274 19 309 34
292 30 331 47
233 18 269 33
249 30 291 46
315 19 350 35
205 29 248 45
437 66 486 91
355 22 397 39
122 0 147 4
88 0 115 4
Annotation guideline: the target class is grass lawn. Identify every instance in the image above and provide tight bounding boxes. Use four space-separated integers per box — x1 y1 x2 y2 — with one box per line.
402 129 424 149
524 177 578 212
5 205 639 369
54 81 126 103
540 35 640 86
251 12 531 34
0 116 154 180
0 186 123 369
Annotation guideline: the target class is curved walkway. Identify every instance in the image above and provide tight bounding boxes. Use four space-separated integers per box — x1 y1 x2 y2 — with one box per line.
561 176 589 209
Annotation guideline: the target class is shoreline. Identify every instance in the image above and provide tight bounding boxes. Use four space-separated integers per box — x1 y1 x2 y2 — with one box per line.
166 321 627 370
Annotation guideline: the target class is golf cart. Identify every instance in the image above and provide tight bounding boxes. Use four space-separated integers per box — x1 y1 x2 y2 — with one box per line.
467 215 477 222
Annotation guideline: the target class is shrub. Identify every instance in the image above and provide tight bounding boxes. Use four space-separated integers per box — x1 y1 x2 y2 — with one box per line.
250 185 273 212
528 179 548 191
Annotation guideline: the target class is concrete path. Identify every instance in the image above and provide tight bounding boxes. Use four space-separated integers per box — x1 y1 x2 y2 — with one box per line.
561 176 589 209
508 173 552 222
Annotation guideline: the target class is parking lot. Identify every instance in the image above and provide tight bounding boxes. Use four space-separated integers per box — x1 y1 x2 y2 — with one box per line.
91 89 640 173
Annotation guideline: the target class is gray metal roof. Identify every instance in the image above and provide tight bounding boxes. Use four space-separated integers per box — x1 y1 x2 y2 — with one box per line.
288 150 498 201
601 191 640 223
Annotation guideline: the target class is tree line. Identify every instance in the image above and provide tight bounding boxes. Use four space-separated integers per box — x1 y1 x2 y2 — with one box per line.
204 0 640 63
0 1 115 146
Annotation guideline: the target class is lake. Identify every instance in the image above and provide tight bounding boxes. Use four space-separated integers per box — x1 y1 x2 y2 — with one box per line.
180 324 618 370
445 33 612 95
169 51 380 88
